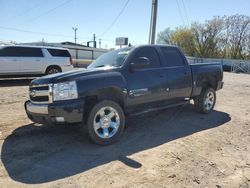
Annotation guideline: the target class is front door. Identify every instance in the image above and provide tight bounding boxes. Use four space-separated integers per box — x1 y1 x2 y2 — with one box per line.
0 47 21 74
125 46 167 106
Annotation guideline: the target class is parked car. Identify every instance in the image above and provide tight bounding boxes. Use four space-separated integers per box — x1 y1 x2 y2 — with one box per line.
0 45 73 75
25 45 223 145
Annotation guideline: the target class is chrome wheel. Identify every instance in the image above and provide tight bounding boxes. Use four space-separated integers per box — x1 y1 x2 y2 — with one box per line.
204 91 215 111
93 106 120 139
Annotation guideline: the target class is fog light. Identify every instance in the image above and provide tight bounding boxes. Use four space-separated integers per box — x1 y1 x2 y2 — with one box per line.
55 117 65 122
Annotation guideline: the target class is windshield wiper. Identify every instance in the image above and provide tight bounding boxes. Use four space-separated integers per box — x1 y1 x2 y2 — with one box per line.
93 65 116 68
94 65 106 68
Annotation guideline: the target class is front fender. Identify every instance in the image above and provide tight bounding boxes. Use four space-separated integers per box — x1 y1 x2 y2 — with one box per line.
76 71 127 98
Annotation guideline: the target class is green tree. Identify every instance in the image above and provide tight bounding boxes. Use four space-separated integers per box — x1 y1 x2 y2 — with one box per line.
157 14 250 60
171 27 196 56
156 27 197 56
191 16 224 58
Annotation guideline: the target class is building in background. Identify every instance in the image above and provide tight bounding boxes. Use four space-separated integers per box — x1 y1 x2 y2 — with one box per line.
0 41 16 46
19 41 109 60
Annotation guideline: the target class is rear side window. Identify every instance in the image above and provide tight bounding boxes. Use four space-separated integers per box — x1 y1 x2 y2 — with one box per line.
133 46 160 68
47 49 71 57
0 47 43 57
160 47 184 67
19 47 43 57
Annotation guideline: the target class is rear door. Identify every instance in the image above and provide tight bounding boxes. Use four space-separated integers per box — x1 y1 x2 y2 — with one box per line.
18 47 44 73
125 46 167 106
46 48 71 65
0 47 21 74
159 46 192 100
46 48 72 71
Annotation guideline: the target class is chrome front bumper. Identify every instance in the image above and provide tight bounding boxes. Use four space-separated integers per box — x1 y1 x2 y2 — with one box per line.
26 101 48 114
25 99 84 124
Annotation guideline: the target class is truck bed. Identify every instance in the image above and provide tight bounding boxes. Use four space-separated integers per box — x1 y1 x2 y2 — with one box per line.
190 62 223 97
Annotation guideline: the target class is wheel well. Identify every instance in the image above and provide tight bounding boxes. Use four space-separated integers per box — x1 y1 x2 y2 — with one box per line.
84 88 125 114
45 65 62 74
201 77 217 91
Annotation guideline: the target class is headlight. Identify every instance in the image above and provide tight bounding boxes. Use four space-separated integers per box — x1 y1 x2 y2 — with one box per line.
53 81 78 101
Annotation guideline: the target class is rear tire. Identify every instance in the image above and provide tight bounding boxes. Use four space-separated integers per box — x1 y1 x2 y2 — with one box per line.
194 88 216 114
46 66 61 75
85 100 125 145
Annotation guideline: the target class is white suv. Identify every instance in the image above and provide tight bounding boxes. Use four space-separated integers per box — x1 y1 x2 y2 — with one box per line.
0 45 74 75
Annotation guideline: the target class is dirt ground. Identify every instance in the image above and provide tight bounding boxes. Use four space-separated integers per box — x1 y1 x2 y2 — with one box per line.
0 72 249 188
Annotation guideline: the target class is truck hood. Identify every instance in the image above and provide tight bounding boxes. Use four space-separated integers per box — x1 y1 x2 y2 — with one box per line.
30 67 118 86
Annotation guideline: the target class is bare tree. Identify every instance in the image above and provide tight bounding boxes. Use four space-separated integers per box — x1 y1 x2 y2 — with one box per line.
225 14 250 59
191 17 224 58
156 28 173 44
157 14 250 59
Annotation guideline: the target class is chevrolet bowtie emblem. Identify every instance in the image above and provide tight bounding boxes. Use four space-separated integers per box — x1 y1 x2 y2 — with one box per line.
30 90 36 97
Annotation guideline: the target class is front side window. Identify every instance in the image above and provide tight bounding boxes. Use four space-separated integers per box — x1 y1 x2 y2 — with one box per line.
0 47 20 57
132 47 161 68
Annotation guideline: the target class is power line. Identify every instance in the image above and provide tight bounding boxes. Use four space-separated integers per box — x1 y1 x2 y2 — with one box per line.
176 0 186 26
11 0 48 20
17 0 73 26
102 38 114 42
0 26 89 40
98 0 130 38
181 0 190 25
0 26 71 38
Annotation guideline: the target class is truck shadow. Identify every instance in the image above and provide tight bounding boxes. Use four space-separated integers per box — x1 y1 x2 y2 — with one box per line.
1 105 231 184
0 78 33 87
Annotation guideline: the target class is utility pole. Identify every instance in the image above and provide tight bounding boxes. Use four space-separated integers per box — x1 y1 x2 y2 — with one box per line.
93 33 96 48
72 27 78 59
99 39 102 48
87 34 97 48
148 0 158 44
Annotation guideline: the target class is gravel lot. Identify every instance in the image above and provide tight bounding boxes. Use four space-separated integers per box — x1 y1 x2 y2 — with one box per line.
0 72 249 188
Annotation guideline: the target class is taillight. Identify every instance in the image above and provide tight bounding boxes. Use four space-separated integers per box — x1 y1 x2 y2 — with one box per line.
69 57 73 65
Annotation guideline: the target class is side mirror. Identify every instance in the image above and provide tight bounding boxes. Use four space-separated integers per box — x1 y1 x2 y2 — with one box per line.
129 57 150 70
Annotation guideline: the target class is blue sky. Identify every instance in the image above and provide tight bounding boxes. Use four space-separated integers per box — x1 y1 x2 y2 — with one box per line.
0 0 250 48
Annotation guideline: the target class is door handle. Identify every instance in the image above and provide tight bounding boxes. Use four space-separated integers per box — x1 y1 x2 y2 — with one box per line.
159 74 164 78
183 70 190 81
184 68 191 75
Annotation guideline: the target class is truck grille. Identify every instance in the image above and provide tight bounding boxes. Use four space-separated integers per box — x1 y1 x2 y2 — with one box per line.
29 84 53 104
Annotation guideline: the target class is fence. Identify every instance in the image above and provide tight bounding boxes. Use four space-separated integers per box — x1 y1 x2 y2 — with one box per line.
186 57 250 74
72 59 93 68
73 53 250 73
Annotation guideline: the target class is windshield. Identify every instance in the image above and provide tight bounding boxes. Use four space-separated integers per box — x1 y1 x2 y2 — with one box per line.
88 47 132 69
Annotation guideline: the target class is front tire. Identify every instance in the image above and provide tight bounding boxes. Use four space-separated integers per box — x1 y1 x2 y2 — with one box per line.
86 100 125 145
194 88 216 114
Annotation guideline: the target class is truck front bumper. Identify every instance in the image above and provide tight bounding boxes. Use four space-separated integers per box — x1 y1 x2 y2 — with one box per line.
25 99 84 124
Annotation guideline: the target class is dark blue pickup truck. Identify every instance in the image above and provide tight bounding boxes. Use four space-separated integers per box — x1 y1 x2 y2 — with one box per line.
25 45 223 145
